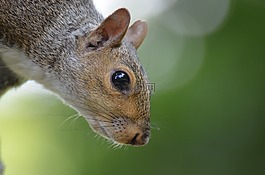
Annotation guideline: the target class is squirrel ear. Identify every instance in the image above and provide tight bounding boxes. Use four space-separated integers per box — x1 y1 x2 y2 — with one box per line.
84 8 130 51
125 20 148 49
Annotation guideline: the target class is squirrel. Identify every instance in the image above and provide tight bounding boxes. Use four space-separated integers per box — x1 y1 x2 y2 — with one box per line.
0 0 151 146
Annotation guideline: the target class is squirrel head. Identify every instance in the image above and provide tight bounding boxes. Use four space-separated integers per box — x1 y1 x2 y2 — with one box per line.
71 8 150 146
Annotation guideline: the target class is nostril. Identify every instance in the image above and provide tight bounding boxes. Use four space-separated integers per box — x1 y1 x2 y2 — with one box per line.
142 132 150 140
130 133 140 145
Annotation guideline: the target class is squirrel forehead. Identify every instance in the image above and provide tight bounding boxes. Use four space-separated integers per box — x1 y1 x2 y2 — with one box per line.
112 40 141 65
86 40 143 71
113 42 147 80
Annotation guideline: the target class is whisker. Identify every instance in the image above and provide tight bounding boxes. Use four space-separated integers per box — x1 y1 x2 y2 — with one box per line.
83 99 122 119
57 111 114 132
70 114 82 130
123 145 129 151
58 113 80 130
150 123 160 131
77 112 113 124
61 96 119 122
108 141 118 149
61 92 124 119
92 124 115 130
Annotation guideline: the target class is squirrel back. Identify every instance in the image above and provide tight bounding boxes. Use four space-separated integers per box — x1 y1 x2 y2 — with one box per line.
0 0 151 146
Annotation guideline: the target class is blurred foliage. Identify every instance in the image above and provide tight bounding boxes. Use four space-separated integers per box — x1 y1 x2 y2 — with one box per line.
1 0 265 175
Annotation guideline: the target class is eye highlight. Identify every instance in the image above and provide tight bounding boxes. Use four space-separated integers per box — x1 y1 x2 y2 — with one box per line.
111 71 131 93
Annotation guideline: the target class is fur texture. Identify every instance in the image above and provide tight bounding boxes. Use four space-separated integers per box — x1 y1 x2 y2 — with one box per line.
0 0 150 146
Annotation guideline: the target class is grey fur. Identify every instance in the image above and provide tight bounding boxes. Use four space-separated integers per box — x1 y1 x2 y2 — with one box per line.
0 58 24 96
0 0 102 50
0 0 151 146
0 0 103 94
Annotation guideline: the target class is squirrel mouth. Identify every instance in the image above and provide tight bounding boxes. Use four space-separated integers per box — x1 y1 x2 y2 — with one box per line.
79 106 150 146
87 116 150 146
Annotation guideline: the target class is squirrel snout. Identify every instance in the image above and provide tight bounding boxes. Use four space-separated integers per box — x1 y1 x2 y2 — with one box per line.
123 126 150 146
88 116 151 146
129 130 150 146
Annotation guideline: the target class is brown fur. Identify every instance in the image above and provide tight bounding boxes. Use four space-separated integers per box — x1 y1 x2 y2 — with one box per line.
0 0 150 146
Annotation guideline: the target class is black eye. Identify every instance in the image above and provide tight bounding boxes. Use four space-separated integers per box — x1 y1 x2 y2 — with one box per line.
112 71 131 93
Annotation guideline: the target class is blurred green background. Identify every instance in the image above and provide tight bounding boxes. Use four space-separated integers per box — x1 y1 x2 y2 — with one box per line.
1 0 265 175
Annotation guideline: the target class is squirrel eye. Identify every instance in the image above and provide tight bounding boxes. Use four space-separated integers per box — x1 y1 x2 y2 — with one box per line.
111 71 131 93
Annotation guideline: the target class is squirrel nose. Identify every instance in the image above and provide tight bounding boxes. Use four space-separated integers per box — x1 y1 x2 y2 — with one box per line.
129 130 150 146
